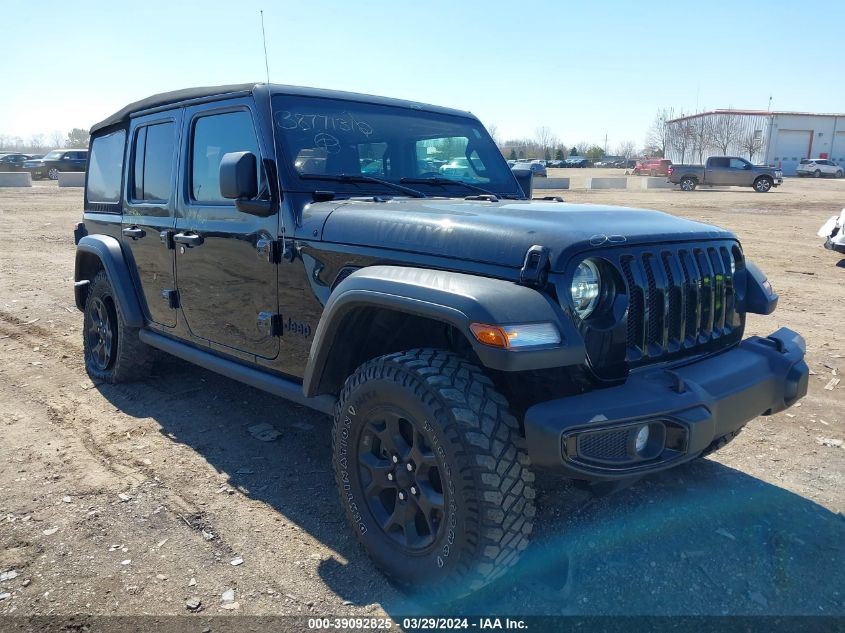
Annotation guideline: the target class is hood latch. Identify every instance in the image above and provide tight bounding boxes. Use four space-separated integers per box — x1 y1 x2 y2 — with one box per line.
519 245 551 288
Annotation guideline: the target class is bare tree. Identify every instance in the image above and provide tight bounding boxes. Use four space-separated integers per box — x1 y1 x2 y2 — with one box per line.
667 116 694 163
535 126 554 161
740 129 764 162
615 140 636 161
646 108 674 158
709 113 743 155
49 130 64 149
690 116 713 163
28 134 47 153
486 123 499 146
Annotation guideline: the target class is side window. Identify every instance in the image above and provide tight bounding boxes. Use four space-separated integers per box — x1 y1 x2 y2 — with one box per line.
87 130 126 204
191 110 263 203
710 157 728 168
132 122 176 202
729 158 748 169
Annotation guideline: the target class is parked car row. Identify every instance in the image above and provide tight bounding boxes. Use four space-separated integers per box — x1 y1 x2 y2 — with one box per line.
508 159 547 177
0 153 40 171
0 149 88 179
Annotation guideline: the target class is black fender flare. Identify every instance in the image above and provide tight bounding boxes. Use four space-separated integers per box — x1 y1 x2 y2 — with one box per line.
303 265 586 397
74 235 145 328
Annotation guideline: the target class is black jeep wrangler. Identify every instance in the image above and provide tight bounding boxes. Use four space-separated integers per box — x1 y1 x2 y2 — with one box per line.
73 83 808 598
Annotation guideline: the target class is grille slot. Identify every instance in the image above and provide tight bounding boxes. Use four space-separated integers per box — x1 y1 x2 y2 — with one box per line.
579 429 629 461
621 243 738 363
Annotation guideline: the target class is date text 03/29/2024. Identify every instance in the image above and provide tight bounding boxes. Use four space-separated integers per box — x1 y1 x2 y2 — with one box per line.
307 617 528 630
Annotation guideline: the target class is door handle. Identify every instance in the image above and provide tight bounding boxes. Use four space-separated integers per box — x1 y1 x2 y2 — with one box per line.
122 227 146 239
173 232 204 247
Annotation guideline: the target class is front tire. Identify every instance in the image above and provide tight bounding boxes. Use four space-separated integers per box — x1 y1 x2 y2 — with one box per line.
836 170 843 178
47 167 60 180
680 177 697 191
753 176 773 193
333 349 535 599
813 170 821 178
83 271 153 383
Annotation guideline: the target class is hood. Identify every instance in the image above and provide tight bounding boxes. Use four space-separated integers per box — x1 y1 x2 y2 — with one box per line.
319 198 735 271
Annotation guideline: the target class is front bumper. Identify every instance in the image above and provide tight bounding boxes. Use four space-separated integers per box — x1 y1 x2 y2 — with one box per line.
524 327 808 480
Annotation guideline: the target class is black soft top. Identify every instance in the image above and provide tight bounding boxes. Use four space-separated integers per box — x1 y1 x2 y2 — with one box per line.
91 83 475 135
90 83 257 134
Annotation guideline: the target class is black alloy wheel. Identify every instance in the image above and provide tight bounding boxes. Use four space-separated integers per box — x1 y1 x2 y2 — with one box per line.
87 296 115 371
358 407 445 552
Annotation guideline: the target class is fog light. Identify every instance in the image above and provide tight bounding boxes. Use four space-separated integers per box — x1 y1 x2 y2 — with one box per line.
635 425 650 453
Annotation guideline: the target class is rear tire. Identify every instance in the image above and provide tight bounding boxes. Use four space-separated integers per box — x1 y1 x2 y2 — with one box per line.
680 177 697 191
332 348 535 600
753 176 773 193
83 271 153 383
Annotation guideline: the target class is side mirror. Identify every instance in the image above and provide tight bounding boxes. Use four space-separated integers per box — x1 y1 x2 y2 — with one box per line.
219 151 273 217
511 167 533 199
220 151 258 199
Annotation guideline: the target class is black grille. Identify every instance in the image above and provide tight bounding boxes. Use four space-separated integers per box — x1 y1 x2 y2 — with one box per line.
579 429 629 461
620 244 739 364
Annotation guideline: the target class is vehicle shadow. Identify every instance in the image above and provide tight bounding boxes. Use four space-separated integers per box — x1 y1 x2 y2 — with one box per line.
96 356 845 617
835 258 845 269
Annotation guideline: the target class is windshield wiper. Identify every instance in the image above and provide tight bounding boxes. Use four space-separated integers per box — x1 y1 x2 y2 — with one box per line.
300 173 426 198
400 176 500 200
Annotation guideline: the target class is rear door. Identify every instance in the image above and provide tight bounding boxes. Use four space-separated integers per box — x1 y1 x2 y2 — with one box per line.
705 157 729 184
122 112 182 327
174 100 279 360
63 151 87 172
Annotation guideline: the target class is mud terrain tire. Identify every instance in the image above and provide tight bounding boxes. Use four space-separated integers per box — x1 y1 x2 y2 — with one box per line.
332 348 535 600
83 271 153 383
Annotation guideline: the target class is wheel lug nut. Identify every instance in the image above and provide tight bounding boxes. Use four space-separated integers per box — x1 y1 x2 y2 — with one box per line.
406 463 413 472
410 486 417 495
391 455 399 464
398 491 406 501
386 472 394 481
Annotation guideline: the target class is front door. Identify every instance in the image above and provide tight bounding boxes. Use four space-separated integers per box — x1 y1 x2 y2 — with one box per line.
174 102 279 360
122 112 182 327
727 157 751 186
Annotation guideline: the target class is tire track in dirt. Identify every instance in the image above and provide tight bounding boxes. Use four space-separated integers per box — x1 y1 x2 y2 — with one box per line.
0 313 240 559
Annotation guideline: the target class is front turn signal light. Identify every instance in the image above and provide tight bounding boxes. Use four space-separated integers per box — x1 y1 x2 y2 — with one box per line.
470 322 560 350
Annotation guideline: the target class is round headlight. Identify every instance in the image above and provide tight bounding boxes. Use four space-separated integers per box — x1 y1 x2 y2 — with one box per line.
570 259 601 318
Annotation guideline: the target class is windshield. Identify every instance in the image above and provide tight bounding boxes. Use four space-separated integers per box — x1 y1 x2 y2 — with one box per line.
272 95 518 197
43 151 63 160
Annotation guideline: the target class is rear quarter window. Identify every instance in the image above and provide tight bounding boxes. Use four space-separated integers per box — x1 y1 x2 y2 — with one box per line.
87 130 126 205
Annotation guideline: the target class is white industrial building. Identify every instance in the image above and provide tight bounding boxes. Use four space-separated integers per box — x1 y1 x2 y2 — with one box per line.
665 110 845 176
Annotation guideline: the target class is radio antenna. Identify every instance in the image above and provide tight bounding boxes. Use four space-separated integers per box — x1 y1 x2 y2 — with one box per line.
260 10 270 83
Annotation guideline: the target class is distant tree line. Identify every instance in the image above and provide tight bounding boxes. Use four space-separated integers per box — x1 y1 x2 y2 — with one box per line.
492 125 637 163
0 128 90 153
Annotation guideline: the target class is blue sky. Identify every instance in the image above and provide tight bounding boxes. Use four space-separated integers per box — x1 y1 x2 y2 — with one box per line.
3 0 843 150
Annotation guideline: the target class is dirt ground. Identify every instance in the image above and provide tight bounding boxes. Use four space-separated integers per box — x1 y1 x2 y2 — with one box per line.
1 172 843 620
